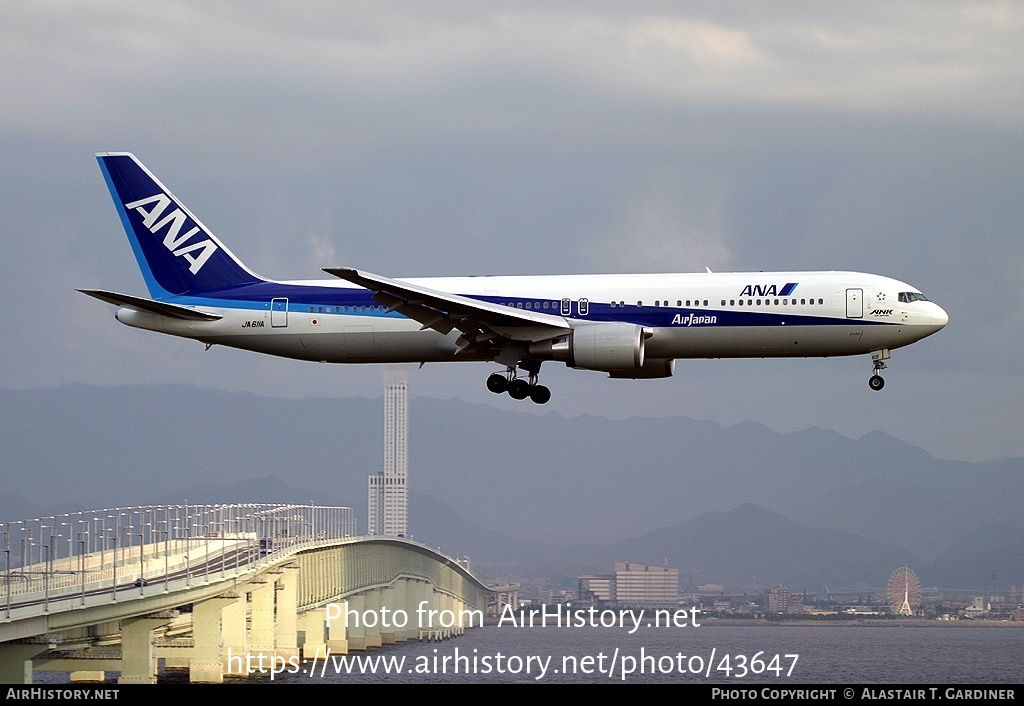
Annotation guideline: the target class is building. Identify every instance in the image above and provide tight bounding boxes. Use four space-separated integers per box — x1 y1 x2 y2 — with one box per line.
579 561 679 606
578 574 615 603
766 585 800 614
614 561 679 606
368 378 409 536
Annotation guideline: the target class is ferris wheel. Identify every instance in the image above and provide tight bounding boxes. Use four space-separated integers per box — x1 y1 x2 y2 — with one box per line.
888 565 921 616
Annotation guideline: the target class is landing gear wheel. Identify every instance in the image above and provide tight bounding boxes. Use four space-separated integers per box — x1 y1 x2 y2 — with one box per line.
486 373 508 394
529 385 551 405
869 375 885 391
507 379 531 400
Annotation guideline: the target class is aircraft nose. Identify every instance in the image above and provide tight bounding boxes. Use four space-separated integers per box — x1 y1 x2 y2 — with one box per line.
932 304 949 328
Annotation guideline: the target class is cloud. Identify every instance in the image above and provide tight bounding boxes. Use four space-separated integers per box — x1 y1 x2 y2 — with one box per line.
3 2 1023 143
1 2 1023 461
590 169 731 273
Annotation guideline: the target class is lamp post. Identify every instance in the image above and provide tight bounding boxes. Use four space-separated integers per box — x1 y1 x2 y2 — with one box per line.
109 528 118 602
137 527 146 593
79 527 88 605
3 523 13 619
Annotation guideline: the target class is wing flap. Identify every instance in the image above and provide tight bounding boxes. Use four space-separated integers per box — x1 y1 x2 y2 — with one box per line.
323 267 569 341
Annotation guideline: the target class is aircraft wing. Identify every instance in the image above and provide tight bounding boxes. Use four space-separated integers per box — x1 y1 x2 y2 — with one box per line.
323 267 570 343
78 289 223 321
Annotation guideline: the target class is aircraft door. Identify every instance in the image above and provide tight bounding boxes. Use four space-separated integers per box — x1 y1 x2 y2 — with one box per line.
846 289 863 318
271 298 288 327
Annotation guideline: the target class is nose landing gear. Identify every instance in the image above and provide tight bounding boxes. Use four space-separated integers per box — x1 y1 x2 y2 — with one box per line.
868 349 890 391
486 363 551 404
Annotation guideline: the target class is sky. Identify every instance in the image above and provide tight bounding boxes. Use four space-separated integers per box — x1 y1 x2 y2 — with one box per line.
1 1 1022 462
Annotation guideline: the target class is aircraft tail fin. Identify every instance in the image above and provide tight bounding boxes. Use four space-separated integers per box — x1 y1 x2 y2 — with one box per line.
96 153 264 298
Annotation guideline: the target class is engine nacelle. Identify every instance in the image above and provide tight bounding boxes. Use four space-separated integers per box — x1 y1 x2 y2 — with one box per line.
608 358 675 379
531 323 645 371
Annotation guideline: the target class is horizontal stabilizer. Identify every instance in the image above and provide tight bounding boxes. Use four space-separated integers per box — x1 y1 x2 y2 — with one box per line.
78 289 222 321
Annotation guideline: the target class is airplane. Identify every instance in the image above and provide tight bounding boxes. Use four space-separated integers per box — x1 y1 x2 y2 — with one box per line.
81 152 948 404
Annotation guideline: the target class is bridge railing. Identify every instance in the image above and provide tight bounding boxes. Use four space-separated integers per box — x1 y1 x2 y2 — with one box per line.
2 503 356 617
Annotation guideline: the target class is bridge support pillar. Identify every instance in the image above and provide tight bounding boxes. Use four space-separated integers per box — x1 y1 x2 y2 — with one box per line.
275 566 300 661
249 579 275 669
300 608 328 659
453 595 464 636
345 595 366 651
221 591 248 676
415 581 443 640
119 615 173 684
0 644 49 684
442 593 454 638
325 604 348 654
363 588 382 648
190 595 238 683
412 580 429 640
399 577 415 639
381 582 400 644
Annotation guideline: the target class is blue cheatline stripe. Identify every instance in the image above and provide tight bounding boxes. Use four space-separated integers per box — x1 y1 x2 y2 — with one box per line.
164 287 893 328
779 283 798 297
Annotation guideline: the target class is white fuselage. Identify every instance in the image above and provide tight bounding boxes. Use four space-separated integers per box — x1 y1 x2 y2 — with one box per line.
114 270 948 365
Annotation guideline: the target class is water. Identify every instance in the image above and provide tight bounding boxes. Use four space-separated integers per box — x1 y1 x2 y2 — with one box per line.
250 623 1022 684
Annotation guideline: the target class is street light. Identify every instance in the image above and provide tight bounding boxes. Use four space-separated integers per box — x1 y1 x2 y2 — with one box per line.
137 526 146 593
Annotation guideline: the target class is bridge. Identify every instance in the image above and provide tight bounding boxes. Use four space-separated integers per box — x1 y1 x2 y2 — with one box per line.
0 504 517 683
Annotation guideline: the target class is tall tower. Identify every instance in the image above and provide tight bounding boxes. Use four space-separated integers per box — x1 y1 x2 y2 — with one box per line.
368 375 409 536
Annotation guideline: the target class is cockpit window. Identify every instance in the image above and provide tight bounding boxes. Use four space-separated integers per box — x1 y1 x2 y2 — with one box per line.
898 292 929 303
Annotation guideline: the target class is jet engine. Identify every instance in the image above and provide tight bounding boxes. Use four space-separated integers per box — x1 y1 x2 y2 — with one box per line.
608 358 675 379
530 323 646 372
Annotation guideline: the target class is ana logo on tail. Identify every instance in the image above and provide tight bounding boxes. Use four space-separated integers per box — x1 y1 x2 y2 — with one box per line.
124 193 219 274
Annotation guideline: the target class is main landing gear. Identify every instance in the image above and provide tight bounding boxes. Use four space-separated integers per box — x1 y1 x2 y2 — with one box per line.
486 364 551 404
868 349 890 391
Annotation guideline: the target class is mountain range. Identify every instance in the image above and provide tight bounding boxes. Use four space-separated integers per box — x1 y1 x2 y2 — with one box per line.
0 384 1020 590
